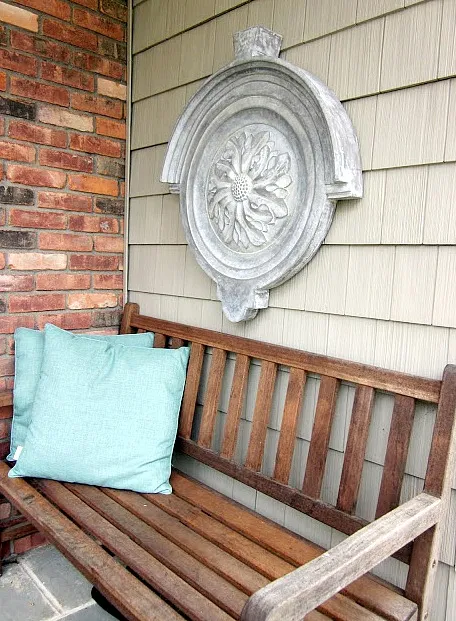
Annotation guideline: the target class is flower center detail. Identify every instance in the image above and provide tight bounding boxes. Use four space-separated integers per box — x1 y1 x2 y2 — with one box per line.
231 174 252 202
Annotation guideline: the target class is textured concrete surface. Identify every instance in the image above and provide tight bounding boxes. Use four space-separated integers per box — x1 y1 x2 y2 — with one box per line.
0 545 116 620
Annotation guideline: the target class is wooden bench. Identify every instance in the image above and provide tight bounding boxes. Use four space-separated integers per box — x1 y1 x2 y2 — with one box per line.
1 301 455 621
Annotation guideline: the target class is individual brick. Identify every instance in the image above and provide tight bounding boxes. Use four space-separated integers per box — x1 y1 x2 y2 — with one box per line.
94 197 123 215
39 232 93 251
94 235 123 253
41 62 94 92
95 116 125 139
97 157 125 178
71 92 122 119
0 230 36 249
0 358 14 377
35 312 91 330
69 134 121 157
10 209 67 229
38 191 92 212
0 186 34 205
38 105 93 132
72 0 97 8
36 273 90 290
0 24 7 46
8 252 67 270
11 31 72 64
0 254 4 269
0 71 5 91
7 164 66 188
9 120 67 147
0 299 6 314
0 95 35 120
100 0 127 22
93 273 123 289
14 0 71 21
12 536 33 555
68 292 117 309
11 77 70 107
0 2 38 32
9 293 65 313
0 274 34 292
0 49 38 77
42 18 98 51
69 214 119 233
68 173 117 196
73 51 124 79
0 141 35 162
0 315 34 333
39 149 93 173
0 502 11 519
73 8 124 41
97 77 126 100
69 254 119 270
97 37 116 59
92 309 121 327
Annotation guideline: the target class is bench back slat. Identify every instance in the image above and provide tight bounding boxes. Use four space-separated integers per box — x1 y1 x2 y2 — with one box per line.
245 360 278 472
336 385 375 514
198 348 227 449
179 342 205 439
220 353 250 460
273 367 306 485
302 376 339 499
375 395 415 519
154 333 166 348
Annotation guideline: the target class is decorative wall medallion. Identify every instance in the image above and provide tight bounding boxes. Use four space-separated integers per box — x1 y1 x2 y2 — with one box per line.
161 27 363 322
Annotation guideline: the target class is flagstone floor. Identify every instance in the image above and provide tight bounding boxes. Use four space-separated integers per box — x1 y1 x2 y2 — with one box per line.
0 545 117 621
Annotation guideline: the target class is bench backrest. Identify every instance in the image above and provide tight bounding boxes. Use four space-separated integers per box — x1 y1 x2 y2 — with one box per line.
121 302 456 604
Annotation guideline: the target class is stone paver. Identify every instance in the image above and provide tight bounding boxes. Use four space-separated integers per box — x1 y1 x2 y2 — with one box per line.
0 545 117 620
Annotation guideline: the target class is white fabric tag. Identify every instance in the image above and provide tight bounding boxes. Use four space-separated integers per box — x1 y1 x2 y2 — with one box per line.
13 445 23 460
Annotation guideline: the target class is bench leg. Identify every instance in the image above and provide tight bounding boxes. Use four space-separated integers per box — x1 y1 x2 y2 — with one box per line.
91 587 128 620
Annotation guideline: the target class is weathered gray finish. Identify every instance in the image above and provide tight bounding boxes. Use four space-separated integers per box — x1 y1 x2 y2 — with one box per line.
240 493 441 621
161 27 362 322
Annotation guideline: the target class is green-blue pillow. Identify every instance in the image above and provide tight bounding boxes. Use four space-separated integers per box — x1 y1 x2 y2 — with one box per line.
9 324 189 493
8 327 154 462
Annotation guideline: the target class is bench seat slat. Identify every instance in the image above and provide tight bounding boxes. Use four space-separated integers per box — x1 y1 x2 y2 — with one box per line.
35 478 235 621
103 487 268 595
169 471 417 621
0 462 183 621
66 483 246 618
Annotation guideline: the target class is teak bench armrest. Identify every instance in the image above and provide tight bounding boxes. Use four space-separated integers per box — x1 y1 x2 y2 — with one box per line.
241 492 441 621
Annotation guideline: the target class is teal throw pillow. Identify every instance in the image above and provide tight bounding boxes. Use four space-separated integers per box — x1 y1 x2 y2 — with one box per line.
9 324 189 494
8 327 154 462
9 324 189 493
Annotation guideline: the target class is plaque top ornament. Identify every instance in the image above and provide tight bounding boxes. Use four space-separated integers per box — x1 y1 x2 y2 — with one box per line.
161 26 362 322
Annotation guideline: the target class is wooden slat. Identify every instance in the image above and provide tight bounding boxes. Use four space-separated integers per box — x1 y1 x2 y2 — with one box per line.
337 385 375 514
33 477 234 621
103 487 268 596
240 494 437 621
273 368 306 484
177 438 413 565
179 342 205 439
406 364 456 616
119 302 139 334
245 360 278 472
302 376 339 498
68 483 246 619
170 472 417 621
129 314 441 402
154 333 167 348
0 463 182 621
376 395 415 519
1 521 37 542
171 337 185 349
198 348 227 448
220 354 250 460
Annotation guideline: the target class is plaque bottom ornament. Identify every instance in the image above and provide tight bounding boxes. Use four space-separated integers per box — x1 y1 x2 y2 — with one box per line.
161 27 362 322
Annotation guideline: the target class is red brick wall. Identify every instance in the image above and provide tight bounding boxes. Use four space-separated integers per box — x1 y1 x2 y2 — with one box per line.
0 0 127 559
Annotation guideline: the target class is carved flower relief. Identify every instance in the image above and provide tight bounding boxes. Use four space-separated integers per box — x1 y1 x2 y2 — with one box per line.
207 130 292 251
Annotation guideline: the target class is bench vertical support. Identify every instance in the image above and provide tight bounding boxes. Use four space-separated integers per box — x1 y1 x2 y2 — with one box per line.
120 302 140 334
405 364 456 620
